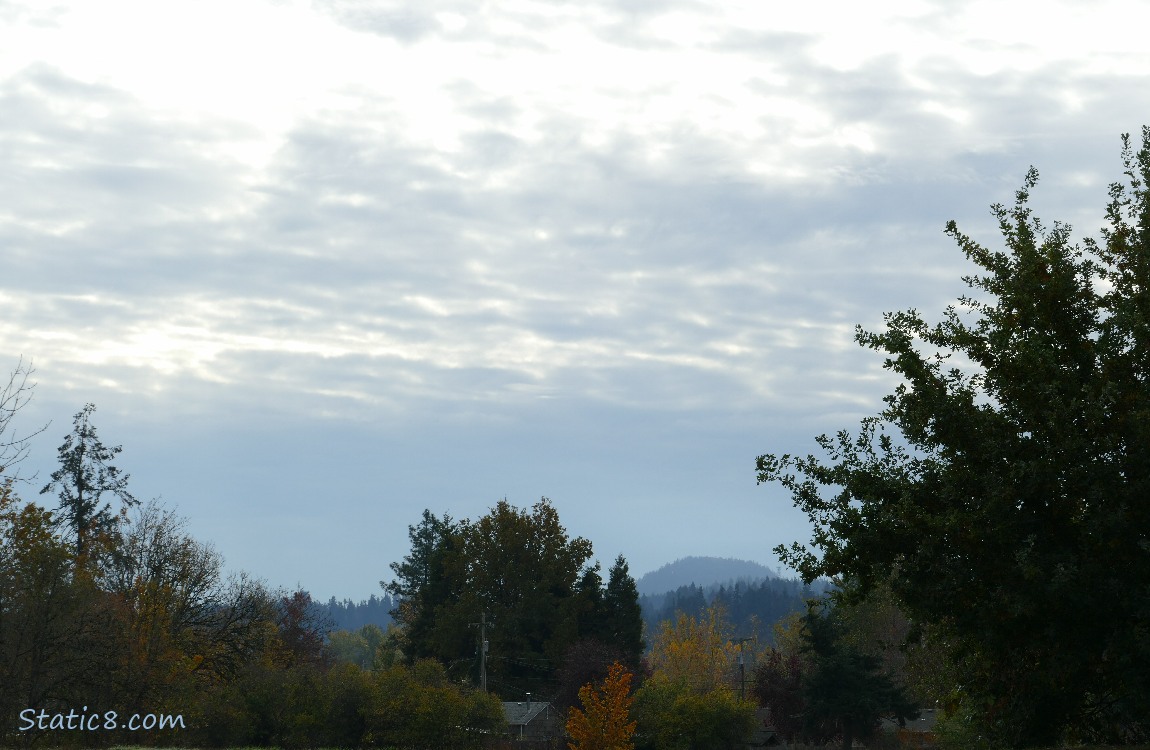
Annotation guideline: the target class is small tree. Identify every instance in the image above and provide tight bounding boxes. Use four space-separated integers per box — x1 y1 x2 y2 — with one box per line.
567 661 638 750
40 403 137 560
799 603 918 750
752 648 806 745
275 589 333 669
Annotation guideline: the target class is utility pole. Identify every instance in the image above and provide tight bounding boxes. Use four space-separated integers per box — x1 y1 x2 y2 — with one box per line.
470 613 492 692
735 637 756 701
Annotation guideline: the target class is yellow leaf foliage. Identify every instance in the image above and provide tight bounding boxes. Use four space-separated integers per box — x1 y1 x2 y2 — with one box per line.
647 605 739 694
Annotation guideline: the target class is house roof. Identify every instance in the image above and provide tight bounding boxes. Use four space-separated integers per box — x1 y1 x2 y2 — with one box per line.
502 701 555 726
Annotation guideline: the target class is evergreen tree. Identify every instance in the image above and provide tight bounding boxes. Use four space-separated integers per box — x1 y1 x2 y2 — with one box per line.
604 555 645 668
799 604 917 750
576 562 608 640
384 509 461 661
40 403 137 561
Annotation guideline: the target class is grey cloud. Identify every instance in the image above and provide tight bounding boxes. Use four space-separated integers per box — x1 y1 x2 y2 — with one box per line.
313 0 440 42
7 1 1150 596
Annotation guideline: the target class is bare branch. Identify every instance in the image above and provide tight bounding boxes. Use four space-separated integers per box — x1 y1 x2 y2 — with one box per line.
0 356 50 483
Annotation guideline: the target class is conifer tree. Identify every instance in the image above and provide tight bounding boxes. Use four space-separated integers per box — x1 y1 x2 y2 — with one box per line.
604 555 645 668
40 403 137 560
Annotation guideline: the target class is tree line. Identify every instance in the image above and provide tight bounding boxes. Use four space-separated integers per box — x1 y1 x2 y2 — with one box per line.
0 393 506 748
639 576 831 643
324 593 395 632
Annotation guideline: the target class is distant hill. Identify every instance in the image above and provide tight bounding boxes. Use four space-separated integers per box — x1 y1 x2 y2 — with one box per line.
322 594 395 633
636 556 778 596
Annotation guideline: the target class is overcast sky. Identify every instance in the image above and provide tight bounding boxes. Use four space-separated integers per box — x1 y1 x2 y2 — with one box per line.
2 0 1147 601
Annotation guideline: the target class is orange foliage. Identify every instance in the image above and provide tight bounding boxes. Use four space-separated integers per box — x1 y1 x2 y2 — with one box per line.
565 661 637 750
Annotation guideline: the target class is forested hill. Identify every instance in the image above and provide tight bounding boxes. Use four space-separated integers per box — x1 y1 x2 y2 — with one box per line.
324 593 395 631
322 555 818 640
635 555 779 596
640 576 832 644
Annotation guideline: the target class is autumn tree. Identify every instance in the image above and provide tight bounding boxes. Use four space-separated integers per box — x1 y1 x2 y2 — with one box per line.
633 605 756 750
104 501 276 713
275 589 333 669
567 661 637 750
40 403 138 561
366 659 506 750
0 485 121 737
758 128 1150 746
647 605 737 693
752 647 805 745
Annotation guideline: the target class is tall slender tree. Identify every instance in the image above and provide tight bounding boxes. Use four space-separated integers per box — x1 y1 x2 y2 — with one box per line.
384 509 462 661
603 555 645 669
40 403 138 561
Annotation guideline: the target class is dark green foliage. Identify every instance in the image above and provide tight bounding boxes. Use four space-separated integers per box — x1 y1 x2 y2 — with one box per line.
759 128 1150 746
799 604 918 750
384 508 462 662
554 637 629 711
194 656 505 749
632 678 757 750
751 602 917 750
386 499 645 700
575 561 608 640
649 583 708 623
604 555 646 667
553 558 644 710
457 498 592 696
40 403 138 560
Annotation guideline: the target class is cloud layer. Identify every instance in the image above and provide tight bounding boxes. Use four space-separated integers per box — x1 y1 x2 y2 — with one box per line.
2 0 1148 597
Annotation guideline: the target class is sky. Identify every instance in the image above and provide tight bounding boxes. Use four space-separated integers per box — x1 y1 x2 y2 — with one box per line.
2 0 1148 601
